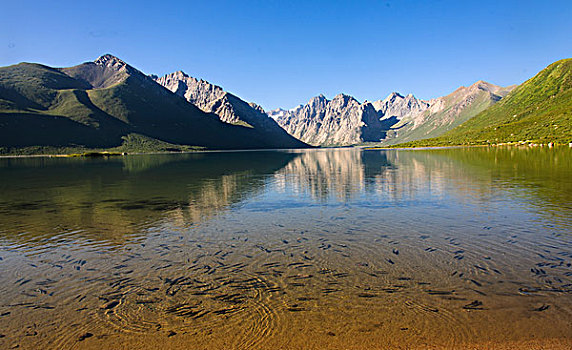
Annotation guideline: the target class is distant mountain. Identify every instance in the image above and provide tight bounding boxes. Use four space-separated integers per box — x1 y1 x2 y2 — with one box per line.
269 81 512 147
155 71 306 148
0 54 309 154
397 58 572 146
378 81 514 145
268 94 395 146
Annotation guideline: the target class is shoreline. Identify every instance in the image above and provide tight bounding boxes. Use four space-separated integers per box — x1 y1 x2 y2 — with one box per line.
1 142 570 159
362 145 485 151
364 142 572 151
0 147 314 159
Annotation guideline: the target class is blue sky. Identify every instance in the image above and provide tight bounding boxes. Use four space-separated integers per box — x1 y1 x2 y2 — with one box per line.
1 0 571 110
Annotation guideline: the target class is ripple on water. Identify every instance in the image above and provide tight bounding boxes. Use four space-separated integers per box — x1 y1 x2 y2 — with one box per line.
71 262 284 350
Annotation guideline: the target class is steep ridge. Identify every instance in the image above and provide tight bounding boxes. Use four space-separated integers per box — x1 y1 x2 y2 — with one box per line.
0 54 309 154
155 71 308 148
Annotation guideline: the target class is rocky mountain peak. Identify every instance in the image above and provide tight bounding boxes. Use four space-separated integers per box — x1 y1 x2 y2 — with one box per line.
94 54 130 71
172 70 188 79
268 92 392 146
386 92 405 101
308 94 328 108
445 80 504 103
331 93 360 109
271 79 514 147
159 70 190 82
333 93 355 101
60 53 148 89
470 80 501 94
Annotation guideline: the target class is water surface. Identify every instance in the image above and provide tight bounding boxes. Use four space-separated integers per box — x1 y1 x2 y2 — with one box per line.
0 148 571 349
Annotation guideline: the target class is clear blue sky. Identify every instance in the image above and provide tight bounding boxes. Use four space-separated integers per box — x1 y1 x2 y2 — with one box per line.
1 0 571 110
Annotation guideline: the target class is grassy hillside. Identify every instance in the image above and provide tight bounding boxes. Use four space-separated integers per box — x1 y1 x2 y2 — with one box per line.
0 57 309 155
393 58 572 147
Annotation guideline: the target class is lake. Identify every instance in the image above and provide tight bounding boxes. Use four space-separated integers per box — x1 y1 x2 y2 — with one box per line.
0 147 571 349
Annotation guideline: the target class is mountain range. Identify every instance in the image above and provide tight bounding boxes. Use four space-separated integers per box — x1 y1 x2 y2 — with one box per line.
0 55 569 154
268 93 391 146
268 81 514 146
0 54 308 154
153 71 304 148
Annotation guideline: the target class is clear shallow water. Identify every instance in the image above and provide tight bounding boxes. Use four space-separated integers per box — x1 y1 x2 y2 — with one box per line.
0 147 571 349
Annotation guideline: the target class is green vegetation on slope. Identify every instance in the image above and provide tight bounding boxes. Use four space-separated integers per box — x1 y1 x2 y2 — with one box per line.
384 90 497 145
0 58 309 155
0 134 205 156
392 58 572 147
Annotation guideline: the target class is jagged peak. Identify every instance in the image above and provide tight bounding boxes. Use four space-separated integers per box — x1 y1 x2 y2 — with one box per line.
333 92 350 99
385 92 404 101
308 94 328 105
332 93 359 104
173 70 188 78
94 54 129 70
156 71 227 94
95 53 119 61
159 70 190 80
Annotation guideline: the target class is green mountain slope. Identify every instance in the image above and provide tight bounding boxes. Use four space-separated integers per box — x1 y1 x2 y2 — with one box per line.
0 55 309 154
393 58 572 147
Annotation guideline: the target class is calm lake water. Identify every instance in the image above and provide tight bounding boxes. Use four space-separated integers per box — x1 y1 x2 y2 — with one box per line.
0 147 571 349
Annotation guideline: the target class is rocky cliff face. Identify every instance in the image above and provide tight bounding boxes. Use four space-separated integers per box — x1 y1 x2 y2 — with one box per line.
372 92 430 122
269 81 514 146
155 71 308 148
269 94 396 146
